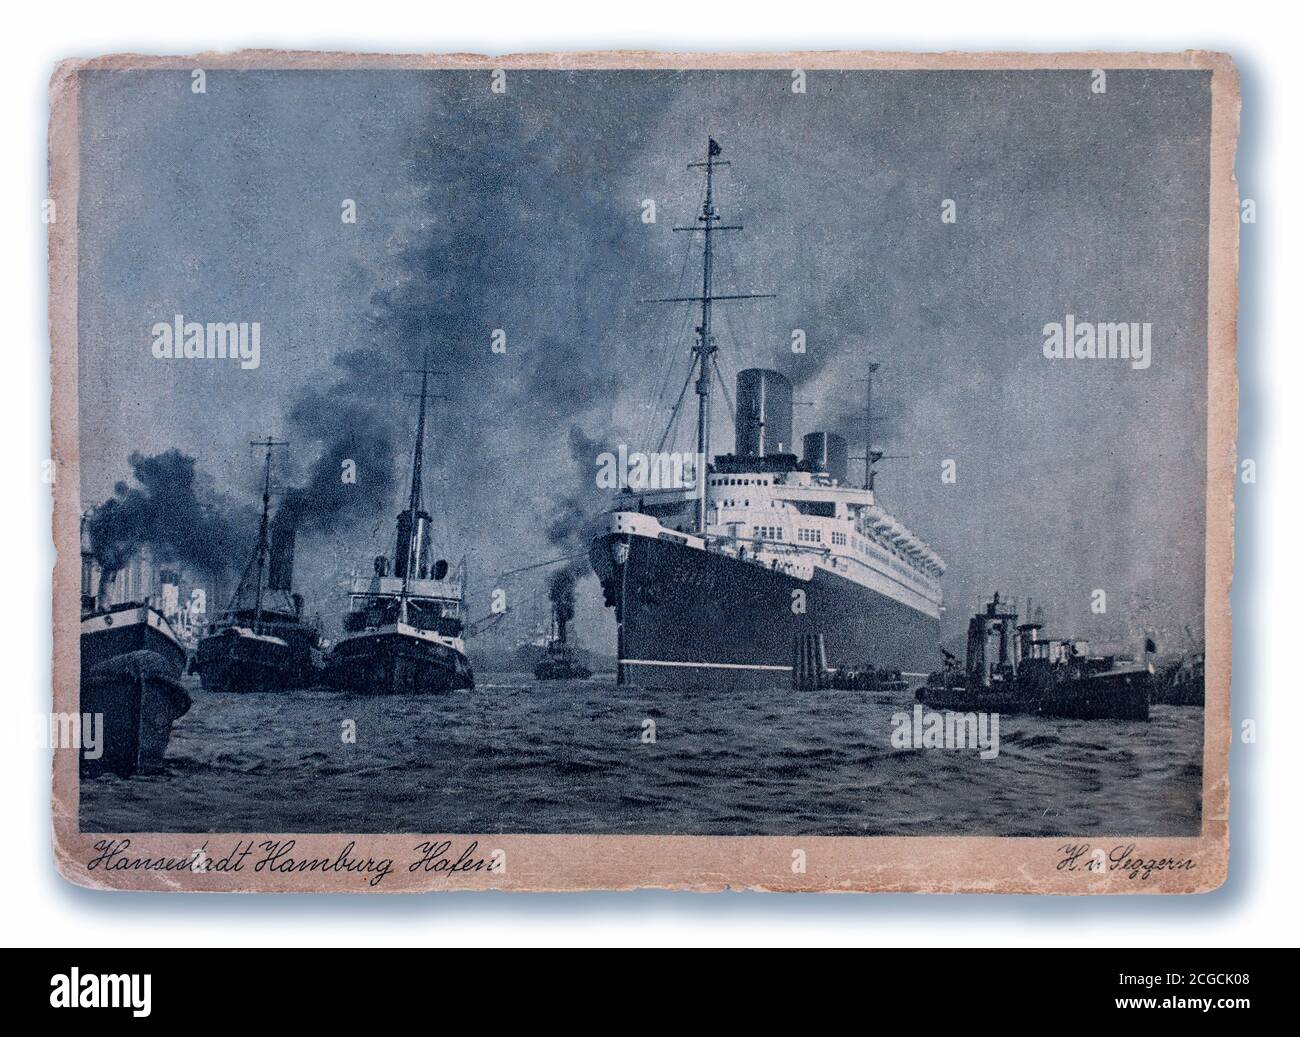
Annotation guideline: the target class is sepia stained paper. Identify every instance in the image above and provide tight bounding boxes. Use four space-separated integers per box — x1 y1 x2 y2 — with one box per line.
49 50 1237 893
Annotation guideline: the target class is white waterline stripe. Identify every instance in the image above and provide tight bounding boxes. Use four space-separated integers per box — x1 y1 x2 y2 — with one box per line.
622 660 932 678
621 658 792 672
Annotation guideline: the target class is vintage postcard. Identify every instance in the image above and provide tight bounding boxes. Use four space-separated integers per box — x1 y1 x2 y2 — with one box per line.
48 50 1237 892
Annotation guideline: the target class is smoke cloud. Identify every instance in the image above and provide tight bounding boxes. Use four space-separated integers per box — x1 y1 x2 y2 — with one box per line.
84 449 255 581
275 348 403 537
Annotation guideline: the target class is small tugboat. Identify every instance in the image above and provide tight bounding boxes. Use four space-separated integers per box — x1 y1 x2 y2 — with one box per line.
1153 632 1205 706
80 599 187 678
825 662 907 693
326 360 474 695
1154 652 1204 706
194 437 320 693
919 593 1151 721
79 569 189 777
80 650 191 777
533 586 592 681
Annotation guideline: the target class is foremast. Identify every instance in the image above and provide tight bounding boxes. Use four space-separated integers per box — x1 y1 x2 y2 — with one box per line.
648 138 773 534
243 436 287 635
692 139 720 535
398 355 431 625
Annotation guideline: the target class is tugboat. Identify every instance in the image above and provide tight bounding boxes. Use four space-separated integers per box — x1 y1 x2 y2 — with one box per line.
79 649 192 777
326 360 474 695
194 438 320 693
919 593 1151 720
1154 650 1204 706
79 536 190 777
824 662 907 693
80 599 187 679
533 586 592 681
1153 628 1205 706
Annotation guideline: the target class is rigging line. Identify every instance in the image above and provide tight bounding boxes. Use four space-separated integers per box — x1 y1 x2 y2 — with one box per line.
654 358 697 455
711 354 736 426
645 324 686 450
652 249 702 447
717 322 749 449
714 341 737 419
491 550 589 583
720 251 766 380
640 228 699 449
646 217 708 452
717 305 751 384
719 248 761 374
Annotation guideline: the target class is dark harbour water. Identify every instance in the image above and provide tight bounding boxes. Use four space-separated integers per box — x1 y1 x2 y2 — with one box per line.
81 673 1203 836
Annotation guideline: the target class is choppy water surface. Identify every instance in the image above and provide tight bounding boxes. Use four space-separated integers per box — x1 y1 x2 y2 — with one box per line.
81 674 1202 835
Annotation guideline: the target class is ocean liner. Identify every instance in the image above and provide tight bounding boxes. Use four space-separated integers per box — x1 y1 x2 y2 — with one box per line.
590 138 945 689
194 438 320 693
325 362 474 694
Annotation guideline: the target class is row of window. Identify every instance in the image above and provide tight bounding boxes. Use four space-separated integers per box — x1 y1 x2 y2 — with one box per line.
745 522 937 589
719 498 784 509
712 477 772 487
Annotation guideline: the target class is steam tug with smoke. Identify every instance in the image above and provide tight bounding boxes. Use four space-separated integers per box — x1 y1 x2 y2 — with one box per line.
195 438 320 694
534 569 592 681
325 363 474 694
79 588 190 777
590 139 946 689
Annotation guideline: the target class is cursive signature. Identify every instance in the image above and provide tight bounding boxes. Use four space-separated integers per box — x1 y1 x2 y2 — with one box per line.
1057 843 1196 881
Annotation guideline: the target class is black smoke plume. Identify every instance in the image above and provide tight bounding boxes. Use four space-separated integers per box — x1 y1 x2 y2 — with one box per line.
274 348 403 538
548 566 577 642
544 426 616 554
84 449 254 583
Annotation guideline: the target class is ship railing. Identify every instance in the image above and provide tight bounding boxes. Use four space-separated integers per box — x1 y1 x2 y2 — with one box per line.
349 575 463 598
705 532 830 573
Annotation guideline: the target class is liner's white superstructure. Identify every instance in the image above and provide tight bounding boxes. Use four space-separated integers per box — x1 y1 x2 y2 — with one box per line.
617 466 945 620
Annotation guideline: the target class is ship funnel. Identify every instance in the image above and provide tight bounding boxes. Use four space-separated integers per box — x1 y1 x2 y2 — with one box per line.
268 508 297 592
735 369 794 458
394 510 432 579
803 432 848 485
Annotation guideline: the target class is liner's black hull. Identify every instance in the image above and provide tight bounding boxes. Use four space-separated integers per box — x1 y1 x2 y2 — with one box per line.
591 532 940 689
326 630 474 695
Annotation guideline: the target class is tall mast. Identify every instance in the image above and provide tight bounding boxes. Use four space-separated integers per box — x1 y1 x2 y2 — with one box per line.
863 362 879 490
401 350 431 606
249 436 287 633
644 138 774 534
692 139 720 534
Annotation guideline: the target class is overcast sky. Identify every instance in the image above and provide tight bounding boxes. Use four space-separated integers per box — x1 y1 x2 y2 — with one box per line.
77 68 1211 649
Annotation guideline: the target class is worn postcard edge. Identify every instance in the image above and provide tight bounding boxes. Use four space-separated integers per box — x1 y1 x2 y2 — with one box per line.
48 49 1238 893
